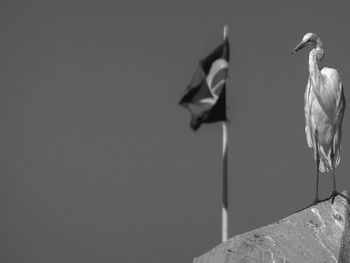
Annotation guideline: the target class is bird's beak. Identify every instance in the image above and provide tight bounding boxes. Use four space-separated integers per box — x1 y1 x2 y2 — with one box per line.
291 40 308 55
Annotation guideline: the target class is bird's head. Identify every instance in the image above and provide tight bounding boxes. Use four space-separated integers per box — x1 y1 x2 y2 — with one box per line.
291 33 321 54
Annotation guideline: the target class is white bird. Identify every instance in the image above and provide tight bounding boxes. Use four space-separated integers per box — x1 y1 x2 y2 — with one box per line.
292 33 348 206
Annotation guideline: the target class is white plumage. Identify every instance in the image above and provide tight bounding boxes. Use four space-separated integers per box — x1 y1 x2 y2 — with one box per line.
292 32 348 205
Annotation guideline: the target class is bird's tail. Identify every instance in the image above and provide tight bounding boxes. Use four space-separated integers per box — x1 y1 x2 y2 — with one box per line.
318 146 332 173
317 143 341 173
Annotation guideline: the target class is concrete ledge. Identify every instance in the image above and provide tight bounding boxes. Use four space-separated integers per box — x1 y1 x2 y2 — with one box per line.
194 192 350 263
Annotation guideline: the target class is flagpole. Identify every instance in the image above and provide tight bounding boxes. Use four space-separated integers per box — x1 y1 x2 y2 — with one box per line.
222 25 229 243
222 121 228 242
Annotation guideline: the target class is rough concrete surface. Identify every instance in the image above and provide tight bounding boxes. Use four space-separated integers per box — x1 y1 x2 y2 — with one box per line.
194 192 350 263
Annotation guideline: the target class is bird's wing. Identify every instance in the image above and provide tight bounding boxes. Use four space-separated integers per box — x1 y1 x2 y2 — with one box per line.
304 78 313 148
316 68 342 119
335 82 346 123
333 82 346 167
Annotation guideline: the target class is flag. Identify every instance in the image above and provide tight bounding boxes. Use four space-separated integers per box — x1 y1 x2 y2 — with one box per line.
179 38 229 131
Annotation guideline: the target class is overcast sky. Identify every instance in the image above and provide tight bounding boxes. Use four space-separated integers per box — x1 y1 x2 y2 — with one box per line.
1 0 350 262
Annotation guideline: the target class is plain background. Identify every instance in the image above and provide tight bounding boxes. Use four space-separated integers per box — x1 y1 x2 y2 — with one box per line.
1 0 350 262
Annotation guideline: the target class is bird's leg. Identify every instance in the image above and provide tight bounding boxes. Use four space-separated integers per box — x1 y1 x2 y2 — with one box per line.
331 150 337 202
294 159 320 213
313 136 320 205
295 131 321 213
326 149 350 204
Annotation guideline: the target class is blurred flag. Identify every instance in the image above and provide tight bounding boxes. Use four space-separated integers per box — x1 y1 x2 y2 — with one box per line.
179 38 230 130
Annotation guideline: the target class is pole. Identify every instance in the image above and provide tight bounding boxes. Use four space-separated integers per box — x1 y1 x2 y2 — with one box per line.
222 122 228 242
222 25 229 243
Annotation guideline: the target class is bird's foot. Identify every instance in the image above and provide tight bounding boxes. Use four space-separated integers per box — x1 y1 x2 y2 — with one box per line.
325 191 350 204
295 198 322 213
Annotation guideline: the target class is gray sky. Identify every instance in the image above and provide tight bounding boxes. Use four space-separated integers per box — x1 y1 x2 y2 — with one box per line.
1 0 350 262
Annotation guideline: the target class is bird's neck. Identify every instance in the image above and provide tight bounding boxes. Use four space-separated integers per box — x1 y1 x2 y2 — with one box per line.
308 48 324 86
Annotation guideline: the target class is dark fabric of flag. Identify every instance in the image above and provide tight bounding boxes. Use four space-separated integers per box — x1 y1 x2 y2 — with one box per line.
179 38 229 131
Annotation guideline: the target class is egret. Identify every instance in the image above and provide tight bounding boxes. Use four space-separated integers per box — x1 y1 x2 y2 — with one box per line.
292 33 348 207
